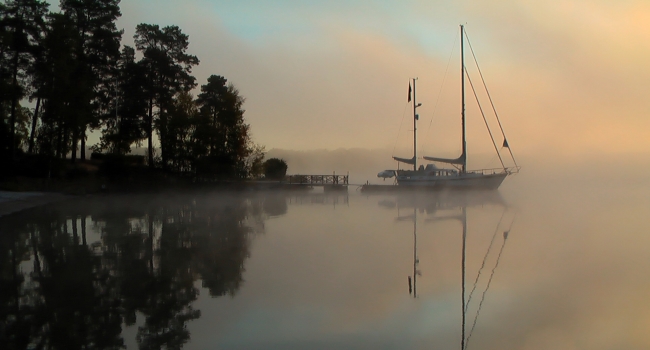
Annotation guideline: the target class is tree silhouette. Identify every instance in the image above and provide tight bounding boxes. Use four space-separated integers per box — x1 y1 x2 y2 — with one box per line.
59 0 122 162
0 0 49 160
134 23 199 169
97 45 148 155
195 75 254 179
263 158 288 180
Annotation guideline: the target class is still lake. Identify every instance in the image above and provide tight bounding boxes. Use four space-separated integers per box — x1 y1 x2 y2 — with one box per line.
1 165 649 349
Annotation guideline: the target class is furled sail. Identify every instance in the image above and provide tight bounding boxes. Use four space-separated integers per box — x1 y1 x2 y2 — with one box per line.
393 156 416 165
423 154 465 165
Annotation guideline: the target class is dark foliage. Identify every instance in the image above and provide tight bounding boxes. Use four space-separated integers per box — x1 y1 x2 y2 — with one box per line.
263 158 288 180
0 1 265 182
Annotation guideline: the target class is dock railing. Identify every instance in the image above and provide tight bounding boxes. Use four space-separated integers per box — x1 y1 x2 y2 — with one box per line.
285 173 349 186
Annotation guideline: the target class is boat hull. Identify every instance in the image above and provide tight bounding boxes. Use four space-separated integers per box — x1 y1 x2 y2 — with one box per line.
395 172 507 190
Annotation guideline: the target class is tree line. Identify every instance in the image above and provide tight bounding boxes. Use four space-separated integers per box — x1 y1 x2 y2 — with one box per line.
0 0 265 180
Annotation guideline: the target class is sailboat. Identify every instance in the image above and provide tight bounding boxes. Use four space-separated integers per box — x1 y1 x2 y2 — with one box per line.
377 25 519 190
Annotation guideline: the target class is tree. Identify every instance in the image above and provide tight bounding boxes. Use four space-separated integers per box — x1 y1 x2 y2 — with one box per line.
59 0 123 162
196 75 253 179
166 91 199 173
97 45 147 154
245 142 265 179
196 74 227 153
34 13 77 159
134 23 199 169
0 0 49 160
263 158 288 180
9 104 31 150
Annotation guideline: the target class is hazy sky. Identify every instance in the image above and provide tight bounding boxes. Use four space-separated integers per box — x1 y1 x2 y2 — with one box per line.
49 0 650 156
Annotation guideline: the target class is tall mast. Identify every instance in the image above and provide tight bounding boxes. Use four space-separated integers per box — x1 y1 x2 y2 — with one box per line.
412 78 421 171
413 78 417 171
460 25 467 174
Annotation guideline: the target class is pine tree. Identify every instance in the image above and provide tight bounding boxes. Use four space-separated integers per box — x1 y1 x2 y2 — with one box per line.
134 23 199 169
0 0 49 160
59 0 122 162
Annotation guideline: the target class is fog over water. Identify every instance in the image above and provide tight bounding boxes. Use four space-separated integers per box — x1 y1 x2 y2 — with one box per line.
1 151 649 349
15 1 648 347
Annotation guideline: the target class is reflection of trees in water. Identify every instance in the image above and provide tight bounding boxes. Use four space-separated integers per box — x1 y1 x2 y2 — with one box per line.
0 193 266 349
0 208 125 350
262 195 288 217
191 204 250 297
0 216 34 350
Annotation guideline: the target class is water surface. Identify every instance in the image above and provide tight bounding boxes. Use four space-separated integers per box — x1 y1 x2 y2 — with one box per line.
1 172 649 349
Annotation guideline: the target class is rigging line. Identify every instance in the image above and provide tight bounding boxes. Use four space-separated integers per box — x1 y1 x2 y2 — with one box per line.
464 30 519 169
392 89 411 157
465 229 509 349
465 209 506 314
482 153 499 171
465 69 505 169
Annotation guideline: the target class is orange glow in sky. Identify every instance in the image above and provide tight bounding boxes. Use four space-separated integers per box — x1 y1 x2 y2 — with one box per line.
49 0 650 156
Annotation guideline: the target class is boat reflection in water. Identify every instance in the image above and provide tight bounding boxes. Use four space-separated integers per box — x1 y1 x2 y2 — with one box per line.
381 191 515 350
0 189 512 349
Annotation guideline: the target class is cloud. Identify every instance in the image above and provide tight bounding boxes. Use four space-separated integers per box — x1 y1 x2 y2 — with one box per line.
49 0 650 155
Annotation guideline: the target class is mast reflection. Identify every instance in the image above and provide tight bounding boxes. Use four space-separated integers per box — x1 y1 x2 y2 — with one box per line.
386 191 515 350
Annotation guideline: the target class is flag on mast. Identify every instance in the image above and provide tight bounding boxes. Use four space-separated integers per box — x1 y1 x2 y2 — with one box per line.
408 82 412 102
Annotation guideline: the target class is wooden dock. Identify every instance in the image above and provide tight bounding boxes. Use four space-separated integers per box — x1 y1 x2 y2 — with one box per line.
284 173 349 191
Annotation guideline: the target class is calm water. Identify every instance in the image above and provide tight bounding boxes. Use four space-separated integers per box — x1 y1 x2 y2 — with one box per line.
1 168 650 349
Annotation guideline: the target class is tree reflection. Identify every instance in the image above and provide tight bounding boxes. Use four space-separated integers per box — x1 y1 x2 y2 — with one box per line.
0 206 125 350
262 194 288 217
0 192 266 349
0 215 33 350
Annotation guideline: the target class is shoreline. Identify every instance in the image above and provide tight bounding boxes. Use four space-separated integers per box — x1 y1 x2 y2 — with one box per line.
0 191 71 218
